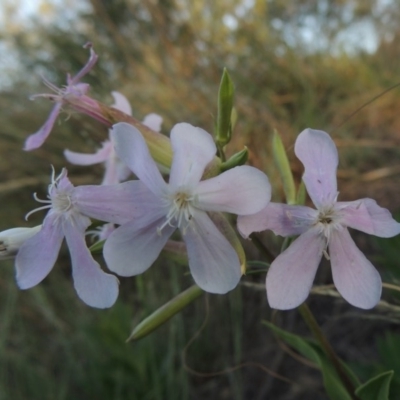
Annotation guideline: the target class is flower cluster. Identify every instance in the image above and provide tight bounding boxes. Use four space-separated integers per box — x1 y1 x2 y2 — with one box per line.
3 47 400 314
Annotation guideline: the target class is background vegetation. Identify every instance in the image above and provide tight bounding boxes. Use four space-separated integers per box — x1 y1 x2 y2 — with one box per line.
1 0 400 398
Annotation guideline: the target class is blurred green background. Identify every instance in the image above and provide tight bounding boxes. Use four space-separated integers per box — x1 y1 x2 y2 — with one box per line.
2 0 400 399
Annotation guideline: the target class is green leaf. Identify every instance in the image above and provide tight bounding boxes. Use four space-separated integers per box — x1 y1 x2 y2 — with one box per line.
216 68 235 147
262 321 359 400
355 371 394 400
89 239 105 254
127 285 203 341
220 147 249 171
272 130 296 204
296 180 306 205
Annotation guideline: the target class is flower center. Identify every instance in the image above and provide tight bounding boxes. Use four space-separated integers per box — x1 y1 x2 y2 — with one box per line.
25 168 74 220
158 189 196 235
51 192 73 213
315 206 342 241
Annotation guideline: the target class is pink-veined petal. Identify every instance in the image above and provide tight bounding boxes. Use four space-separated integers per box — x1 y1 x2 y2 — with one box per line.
169 123 216 188
104 211 175 277
55 168 74 192
238 203 317 238
183 210 241 294
64 141 112 165
68 45 98 85
143 113 163 132
111 91 132 115
295 128 338 208
24 102 63 151
329 228 381 309
111 122 167 196
73 180 159 225
63 220 119 308
195 166 271 215
15 213 64 289
266 227 325 310
337 199 400 238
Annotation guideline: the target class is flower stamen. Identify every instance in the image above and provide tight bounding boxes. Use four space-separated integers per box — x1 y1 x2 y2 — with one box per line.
158 190 195 235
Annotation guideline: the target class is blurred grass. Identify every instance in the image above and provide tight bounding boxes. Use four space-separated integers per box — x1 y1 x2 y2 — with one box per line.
2 0 400 399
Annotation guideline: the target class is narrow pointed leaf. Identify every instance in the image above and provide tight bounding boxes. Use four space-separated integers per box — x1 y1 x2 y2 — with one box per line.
262 321 359 400
128 285 203 341
216 68 235 147
220 147 249 171
272 130 296 204
89 239 105 254
355 371 393 400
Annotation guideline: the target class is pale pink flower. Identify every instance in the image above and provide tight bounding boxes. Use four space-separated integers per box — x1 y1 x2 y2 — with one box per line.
103 122 272 293
64 91 163 186
25 43 105 151
16 168 151 308
238 128 400 310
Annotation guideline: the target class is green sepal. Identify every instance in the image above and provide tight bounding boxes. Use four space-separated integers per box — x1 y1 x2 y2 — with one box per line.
262 320 360 400
216 68 235 148
355 371 394 400
220 147 249 171
272 130 296 205
208 212 246 274
127 285 203 341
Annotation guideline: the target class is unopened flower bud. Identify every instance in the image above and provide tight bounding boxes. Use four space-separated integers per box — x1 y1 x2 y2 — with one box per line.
0 226 41 260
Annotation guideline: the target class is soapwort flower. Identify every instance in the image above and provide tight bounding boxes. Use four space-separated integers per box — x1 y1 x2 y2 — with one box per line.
25 43 104 151
103 122 271 294
238 129 400 310
15 168 149 308
64 91 163 185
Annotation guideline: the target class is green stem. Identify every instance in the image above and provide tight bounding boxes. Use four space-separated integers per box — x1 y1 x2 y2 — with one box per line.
249 234 274 263
216 142 226 162
298 303 359 400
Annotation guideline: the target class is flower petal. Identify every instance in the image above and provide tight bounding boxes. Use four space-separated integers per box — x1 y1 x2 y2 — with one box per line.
329 228 381 309
63 220 119 308
111 91 132 115
294 129 338 208
183 210 241 294
104 210 175 277
337 199 400 238
143 113 163 132
64 141 112 165
24 103 63 151
169 123 216 188
15 213 64 289
73 180 158 225
195 166 271 215
101 155 120 185
238 203 317 238
266 227 325 310
111 122 167 196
